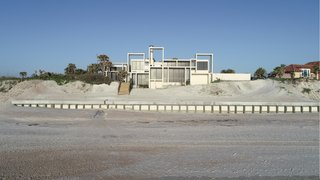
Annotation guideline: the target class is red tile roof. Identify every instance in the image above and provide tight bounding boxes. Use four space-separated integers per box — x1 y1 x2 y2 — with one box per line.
284 61 319 73
305 61 320 67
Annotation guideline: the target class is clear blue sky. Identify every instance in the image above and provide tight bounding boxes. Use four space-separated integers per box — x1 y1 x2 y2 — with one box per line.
0 0 318 76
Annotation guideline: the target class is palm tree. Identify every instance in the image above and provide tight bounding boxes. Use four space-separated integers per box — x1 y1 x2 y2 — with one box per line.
19 72 27 80
87 64 99 74
39 69 45 76
117 70 128 82
75 68 87 75
273 64 285 78
64 63 76 75
254 67 266 79
87 64 94 74
313 65 319 80
290 71 295 80
97 54 112 76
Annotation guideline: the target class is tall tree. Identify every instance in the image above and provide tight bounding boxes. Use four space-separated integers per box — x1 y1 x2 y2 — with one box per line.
254 67 266 79
75 68 87 75
64 63 76 75
97 54 112 76
87 64 99 74
19 71 27 80
313 65 319 80
273 64 285 78
117 70 128 82
290 71 295 80
39 69 45 76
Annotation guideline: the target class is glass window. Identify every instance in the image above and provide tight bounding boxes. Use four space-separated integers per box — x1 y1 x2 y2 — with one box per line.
191 60 196 67
301 69 310 77
178 61 190 66
150 68 162 79
197 61 208 70
137 74 149 85
169 68 185 82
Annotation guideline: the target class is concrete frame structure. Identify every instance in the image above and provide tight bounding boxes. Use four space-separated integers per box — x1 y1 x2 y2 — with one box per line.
107 63 128 81
106 46 250 89
126 46 213 89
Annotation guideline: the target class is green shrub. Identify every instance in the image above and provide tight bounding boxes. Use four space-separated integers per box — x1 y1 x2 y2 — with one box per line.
0 80 19 92
77 74 111 85
270 77 289 83
17 70 113 86
279 86 286 90
36 73 72 85
212 78 221 83
0 87 6 92
302 88 311 94
0 76 20 81
139 84 149 88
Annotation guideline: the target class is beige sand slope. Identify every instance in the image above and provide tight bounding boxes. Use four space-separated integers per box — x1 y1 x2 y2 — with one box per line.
1 79 319 104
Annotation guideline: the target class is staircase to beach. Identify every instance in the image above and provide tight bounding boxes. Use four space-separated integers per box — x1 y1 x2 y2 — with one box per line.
118 82 130 95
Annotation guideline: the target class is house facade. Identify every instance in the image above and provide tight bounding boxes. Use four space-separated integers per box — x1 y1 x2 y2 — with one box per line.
107 63 127 81
106 46 251 89
127 46 213 89
284 61 320 80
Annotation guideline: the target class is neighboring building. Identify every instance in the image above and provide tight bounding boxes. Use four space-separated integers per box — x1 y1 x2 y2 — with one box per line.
284 61 320 80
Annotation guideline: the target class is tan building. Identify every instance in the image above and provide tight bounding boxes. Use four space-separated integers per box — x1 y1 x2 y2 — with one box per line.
284 61 320 80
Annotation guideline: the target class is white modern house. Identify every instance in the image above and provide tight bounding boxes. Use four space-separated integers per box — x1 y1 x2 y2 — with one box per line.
107 46 250 89
127 46 213 89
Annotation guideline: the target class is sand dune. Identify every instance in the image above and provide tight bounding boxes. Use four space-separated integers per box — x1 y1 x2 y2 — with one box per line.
1 79 319 104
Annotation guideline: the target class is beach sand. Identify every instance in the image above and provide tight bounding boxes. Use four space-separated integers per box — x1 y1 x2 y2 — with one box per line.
0 106 318 179
0 80 319 179
1 79 319 104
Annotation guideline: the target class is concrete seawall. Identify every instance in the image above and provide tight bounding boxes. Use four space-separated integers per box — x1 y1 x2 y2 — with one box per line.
11 100 320 114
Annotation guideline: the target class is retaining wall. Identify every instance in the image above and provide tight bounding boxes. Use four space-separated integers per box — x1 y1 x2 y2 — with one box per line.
11 100 320 114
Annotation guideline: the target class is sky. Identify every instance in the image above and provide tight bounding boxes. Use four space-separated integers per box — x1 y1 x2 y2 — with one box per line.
0 0 318 76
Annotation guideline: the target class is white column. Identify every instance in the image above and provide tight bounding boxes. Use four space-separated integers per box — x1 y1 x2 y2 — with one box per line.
135 73 138 88
184 67 186 86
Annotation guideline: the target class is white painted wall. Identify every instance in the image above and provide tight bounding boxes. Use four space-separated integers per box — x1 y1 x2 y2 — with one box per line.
150 81 164 89
131 60 145 72
212 73 251 81
191 74 210 85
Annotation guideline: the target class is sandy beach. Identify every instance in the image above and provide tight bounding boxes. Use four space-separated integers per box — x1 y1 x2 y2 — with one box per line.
1 0 318 178
0 80 319 179
0 105 318 179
